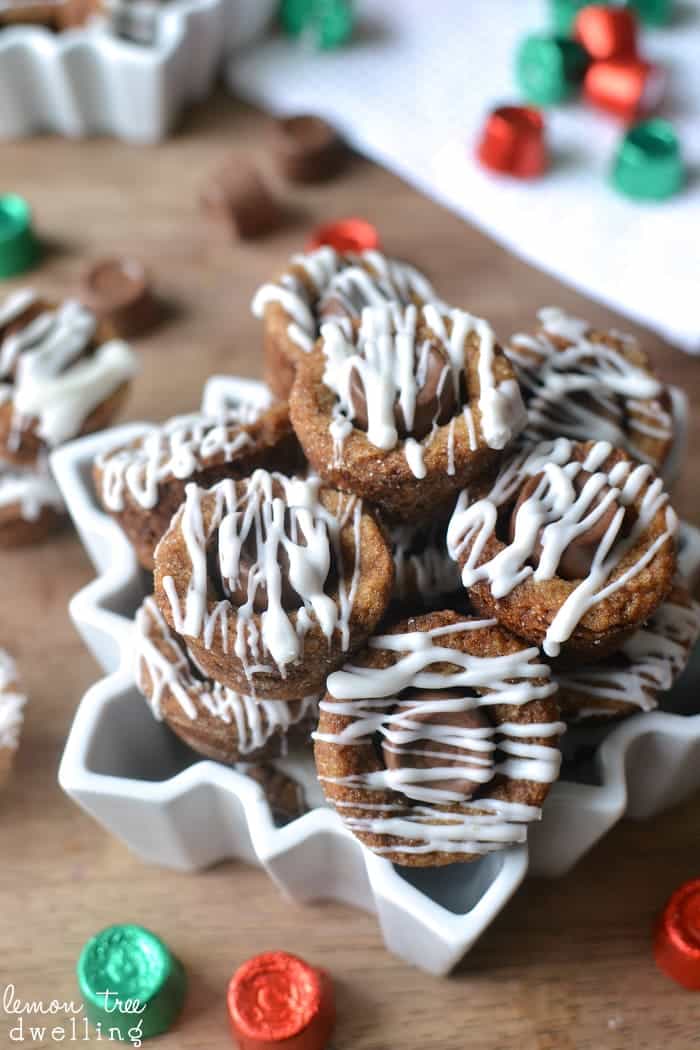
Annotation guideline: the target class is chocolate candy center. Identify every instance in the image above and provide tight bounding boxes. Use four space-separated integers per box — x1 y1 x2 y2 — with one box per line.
87 258 146 304
382 691 492 800
348 341 457 441
216 507 334 613
510 468 633 580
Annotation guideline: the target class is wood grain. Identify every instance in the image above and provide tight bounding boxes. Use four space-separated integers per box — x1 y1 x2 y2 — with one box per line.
0 91 698 1050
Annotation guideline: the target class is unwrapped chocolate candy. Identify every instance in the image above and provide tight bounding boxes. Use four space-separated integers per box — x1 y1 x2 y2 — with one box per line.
200 162 283 241
81 257 160 338
270 115 347 183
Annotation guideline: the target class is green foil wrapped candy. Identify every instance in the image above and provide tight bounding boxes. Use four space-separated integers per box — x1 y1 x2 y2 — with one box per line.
0 195 40 279
516 34 589 105
280 0 353 49
279 0 313 36
77 924 186 1042
612 119 684 201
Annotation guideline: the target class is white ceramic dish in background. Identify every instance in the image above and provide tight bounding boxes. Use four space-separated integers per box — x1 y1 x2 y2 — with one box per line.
0 0 273 142
51 375 700 975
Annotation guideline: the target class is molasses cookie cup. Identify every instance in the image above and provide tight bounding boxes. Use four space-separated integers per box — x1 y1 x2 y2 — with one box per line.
507 307 676 473
251 246 440 399
94 401 302 571
135 597 319 764
153 471 394 700
290 303 526 523
314 610 563 867
0 290 137 466
553 582 700 723
448 438 678 660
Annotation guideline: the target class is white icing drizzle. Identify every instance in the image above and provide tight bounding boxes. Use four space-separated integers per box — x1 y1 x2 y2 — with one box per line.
135 597 318 754
403 438 427 479
0 288 37 340
320 302 525 478
0 455 63 521
0 649 26 752
162 471 363 680
315 619 563 855
250 247 439 355
320 249 439 325
537 307 589 343
422 303 527 450
391 522 460 604
462 406 478 452
555 591 700 719
97 407 260 512
0 292 138 448
447 438 678 657
507 307 672 465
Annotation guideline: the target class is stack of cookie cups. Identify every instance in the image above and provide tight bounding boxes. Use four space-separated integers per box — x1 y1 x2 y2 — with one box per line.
54 248 700 974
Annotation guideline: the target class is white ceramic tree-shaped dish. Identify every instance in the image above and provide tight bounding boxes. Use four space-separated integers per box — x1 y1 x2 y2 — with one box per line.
52 375 700 976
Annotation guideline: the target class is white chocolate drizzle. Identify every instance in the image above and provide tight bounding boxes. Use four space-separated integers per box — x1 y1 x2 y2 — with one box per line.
555 590 700 720
320 302 525 478
0 455 63 521
447 438 678 657
507 308 672 466
0 291 138 448
97 407 260 513
315 619 563 855
162 471 364 680
0 649 26 752
251 247 439 354
135 597 318 753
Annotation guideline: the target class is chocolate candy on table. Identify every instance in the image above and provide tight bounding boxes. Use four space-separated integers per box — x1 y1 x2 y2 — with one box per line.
81 257 161 338
280 0 353 50
654 879 700 989
200 162 283 241
77 924 187 1040
585 57 665 120
306 217 380 252
270 114 347 183
476 105 548 179
516 34 590 106
574 5 638 62
612 119 684 201
227 951 335 1050
0 195 40 279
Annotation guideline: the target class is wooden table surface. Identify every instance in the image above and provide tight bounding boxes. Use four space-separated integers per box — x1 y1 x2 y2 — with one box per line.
1 92 699 1050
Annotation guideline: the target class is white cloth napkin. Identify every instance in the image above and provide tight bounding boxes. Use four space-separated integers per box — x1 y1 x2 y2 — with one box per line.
227 0 700 352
